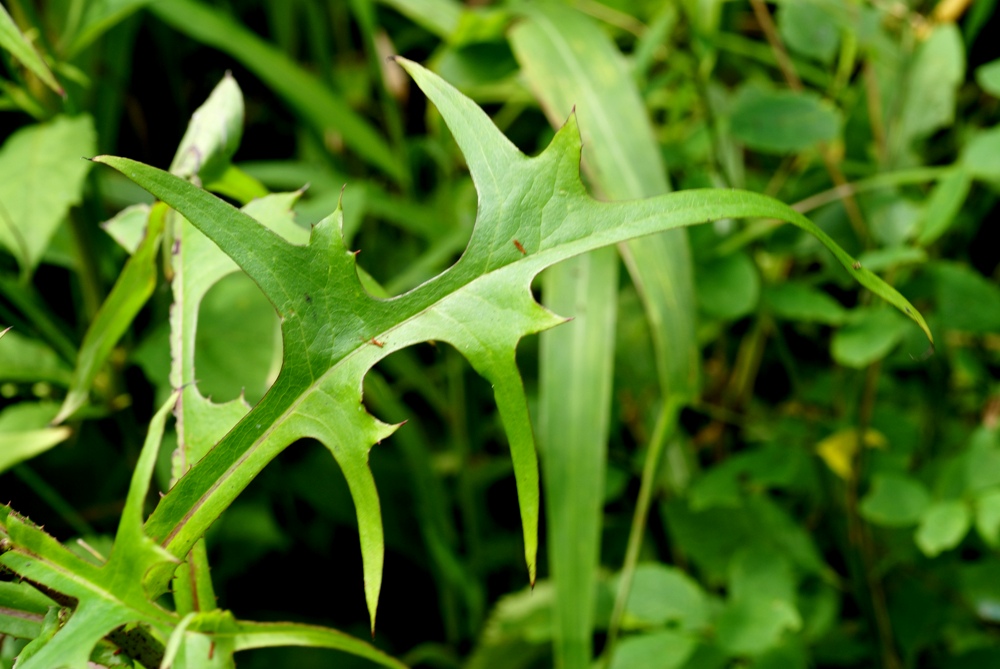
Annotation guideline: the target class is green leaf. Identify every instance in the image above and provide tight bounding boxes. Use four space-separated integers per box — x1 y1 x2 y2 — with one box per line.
212 619 408 668
149 0 404 183
0 115 96 274
102 203 151 254
0 3 62 95
856 246 927 273
860 473 931 527
976 58 1000 97
763 283 846 325
377 0 462 38
917 169 971 245
729 86 841 153
194 272 280 405
932 262 1000 334
0 329 72 385
777 1 840 65
696 251 760 320
974 489 1000 547
53 203 165 424
609 630 698 669
169 72 244 183
0 403 71 473
66 0 155 56
0 581 52 639
94 57 930 634
962 126 1000 182
831 308 909 369
895 24 965 147
915 500 971 557
716 599 801 656
616 564 708 631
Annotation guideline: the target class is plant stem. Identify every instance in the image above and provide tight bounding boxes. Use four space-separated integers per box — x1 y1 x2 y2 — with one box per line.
602 398 682 668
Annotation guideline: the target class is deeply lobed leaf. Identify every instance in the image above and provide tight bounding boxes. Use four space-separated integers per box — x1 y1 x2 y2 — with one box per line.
92 57 930 634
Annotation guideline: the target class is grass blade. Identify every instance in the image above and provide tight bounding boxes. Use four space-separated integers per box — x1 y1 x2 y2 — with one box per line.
510 6 699 666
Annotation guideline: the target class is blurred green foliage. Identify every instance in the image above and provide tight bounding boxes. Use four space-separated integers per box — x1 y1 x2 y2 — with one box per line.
0 0 998 667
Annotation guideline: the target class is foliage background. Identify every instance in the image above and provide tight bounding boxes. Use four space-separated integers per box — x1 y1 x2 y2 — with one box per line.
0 0 999 667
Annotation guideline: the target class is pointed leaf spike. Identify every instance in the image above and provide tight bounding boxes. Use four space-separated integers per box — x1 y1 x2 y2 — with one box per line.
92 155 302 312
115 391 179 555
392 57 524 200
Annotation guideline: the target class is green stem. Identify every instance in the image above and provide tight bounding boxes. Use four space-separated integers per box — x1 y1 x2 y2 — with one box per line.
602 398 683 667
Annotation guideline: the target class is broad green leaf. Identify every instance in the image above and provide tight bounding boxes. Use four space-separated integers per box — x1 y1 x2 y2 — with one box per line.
915 499 971 557
860 473 931 527
609 630 698 669
975 489 1000 547
895 24 964 148
150 0 404 184
728 546 797 605
932 262 1000 334
831 308 909 369
716 599 801 656
763 283 846 325
0 329 72 385
53 203 165 424
976 59 1000 97
777 1 840 65
0 115 95 274
0 403 71 473
95 57 929 635
0 3 62 94
729 86 841 153
917 169 971 245
867 192 921 246
962 427 1000 494
194 272 281 405
696 251 760 320
961 126 1000 182
616 564 708 631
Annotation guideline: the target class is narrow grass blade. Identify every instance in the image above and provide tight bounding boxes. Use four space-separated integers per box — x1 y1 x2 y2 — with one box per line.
0 4 62 95
510 6 698 667
376 0 461 38
538 249 618 668
53 202 165 424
